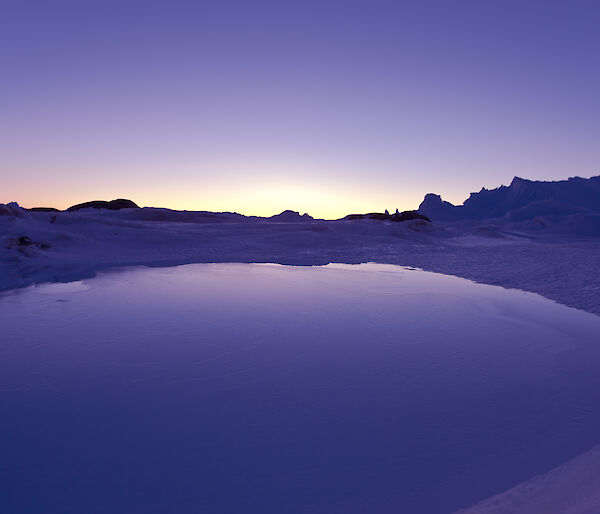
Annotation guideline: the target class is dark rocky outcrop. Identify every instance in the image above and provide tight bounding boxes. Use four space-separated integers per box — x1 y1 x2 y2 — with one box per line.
27 207 61 212
418 175 600 221
67 199 139 212
344 210 431 222
6 235 50 251
392 210 431 222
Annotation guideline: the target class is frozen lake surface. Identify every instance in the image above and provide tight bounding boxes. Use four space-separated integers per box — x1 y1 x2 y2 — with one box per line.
2 263 600 513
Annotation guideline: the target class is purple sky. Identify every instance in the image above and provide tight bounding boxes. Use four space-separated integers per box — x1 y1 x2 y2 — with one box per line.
2 0 599 217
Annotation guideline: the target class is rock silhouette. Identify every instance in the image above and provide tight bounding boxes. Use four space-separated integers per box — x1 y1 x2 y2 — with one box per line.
344 210 430 222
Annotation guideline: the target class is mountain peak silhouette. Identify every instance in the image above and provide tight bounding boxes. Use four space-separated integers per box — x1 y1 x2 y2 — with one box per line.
418 175 600 221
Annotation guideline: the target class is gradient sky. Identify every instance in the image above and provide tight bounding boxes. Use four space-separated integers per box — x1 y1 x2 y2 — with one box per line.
2 0 599 218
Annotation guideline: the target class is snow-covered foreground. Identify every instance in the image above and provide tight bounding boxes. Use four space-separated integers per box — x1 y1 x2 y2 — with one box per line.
457 444 600 514
2 263 600 513
2 205 600 315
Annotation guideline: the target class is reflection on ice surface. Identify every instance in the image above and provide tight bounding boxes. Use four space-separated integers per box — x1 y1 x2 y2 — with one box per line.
2 263 600 514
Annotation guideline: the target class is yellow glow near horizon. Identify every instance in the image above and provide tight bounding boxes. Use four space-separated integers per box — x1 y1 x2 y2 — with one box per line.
5 162 425 219
10 183 424 220
137 183 422 220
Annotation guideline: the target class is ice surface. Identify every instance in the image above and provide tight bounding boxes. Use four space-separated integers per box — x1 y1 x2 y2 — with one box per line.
2 263 600 513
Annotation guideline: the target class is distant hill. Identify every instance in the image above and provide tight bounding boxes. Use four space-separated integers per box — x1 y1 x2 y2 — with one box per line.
418 176 600 221
267 210 314 222
66 199 139 211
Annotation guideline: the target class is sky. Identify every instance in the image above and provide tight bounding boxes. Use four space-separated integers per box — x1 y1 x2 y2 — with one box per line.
1 0 599 218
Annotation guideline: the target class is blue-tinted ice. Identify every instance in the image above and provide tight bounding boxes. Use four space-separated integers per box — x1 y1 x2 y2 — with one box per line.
2 263 600 513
